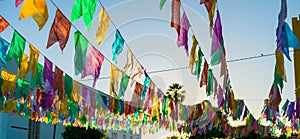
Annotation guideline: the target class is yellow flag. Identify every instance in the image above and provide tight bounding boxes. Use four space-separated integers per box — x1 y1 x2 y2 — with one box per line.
110 63 119 97
72 81 81 102
17 54 29 80
95 7 111 46
19 0 49 30
276 48 287 82
1 70 17 96
189 35 198 73
209 0 216 36
27 44 40 78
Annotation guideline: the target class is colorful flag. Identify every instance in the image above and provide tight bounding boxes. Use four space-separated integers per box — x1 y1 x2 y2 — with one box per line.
5 31 26 68
82 47 105 87
122 49 134 73
46 9 71 51
95 7 111 46
74 31 88 75
31 63 43 88
0 37 10 66
129 62 144 86
19 0 49 30
211 10 225 66
189 35 198 74
177 12 190 56
141 74 151 101
15 0 24 7
112 30 125 63
1 70 17 96
17 54 29 79
159 0 167 10
54 66 64 99
200 59 208 87
268 84 281 113
110 63 119 97
27 44 40 78
275 48 286 82
71 0 97 30
200 0 217 36
64 74 73 99
171 0 181 35
207 69 213 96
0 16 9 33
118 73 129 99
43 57 53 88
131 82 143 107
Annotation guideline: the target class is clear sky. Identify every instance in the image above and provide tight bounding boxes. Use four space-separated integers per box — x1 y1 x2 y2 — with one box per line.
1 0 300 138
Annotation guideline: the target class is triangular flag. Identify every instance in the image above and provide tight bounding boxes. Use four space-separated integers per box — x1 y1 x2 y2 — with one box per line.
95 7 111 46
5 31 26 68
19 0 49 30
71 0 97 30
122 49 134 73
177 12 190 56
0 16 9 33
200 0 217 36
112 30 125 63
0 37 10 66
82 47 105 87
46 9 71 51
211 10 225 66
74 31 88 75
15 0 24 7
110 63 119 97
200 59 208 87
171 0 181 35
27 44 40 78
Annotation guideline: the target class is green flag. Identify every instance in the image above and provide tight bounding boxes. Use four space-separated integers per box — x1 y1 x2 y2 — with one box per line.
159 0 167 10
5 31 26 67
207 69 213 96
74 31 88 75
64 74 73 99
118 73 129 99
71 0 97 30
31 63 44 89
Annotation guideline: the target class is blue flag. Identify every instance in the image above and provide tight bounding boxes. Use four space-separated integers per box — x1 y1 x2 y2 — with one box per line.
112 30 125 63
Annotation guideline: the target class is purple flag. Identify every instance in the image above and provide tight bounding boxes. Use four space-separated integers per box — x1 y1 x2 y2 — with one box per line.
43 57 53 88
177 12 190 56
211 10 225 65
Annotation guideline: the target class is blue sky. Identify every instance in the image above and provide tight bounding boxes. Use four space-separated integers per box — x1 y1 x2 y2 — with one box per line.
1 0 300 138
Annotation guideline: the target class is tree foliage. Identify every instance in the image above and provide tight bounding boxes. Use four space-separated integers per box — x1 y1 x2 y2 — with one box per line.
165 83 186 103
62 126 106 139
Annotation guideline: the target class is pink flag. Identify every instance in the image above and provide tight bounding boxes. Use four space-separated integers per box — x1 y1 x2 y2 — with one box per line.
177 12 190 56
15 0 23 7
82 47 105 87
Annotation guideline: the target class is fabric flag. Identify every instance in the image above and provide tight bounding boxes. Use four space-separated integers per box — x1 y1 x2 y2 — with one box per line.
118 73 129 99
131 82 143 107
268 84 281 113
110 63 119 97
15 0 24 7
46 9 71 51
217 85 224 108
141 74 151 101
200 59 208 87
276 22 300 61
82 47 105 87
275 48 286 82
27 44 40 78
207 69 213 96
54 66 64 99
31 63 43 88
112 30 125 63
1 70 17 95
95 7 111 46
5 31 26 68
74 31 88 75
122 49 134 73
17 54 29 79
200 0 217 36
177 12 190 56
189 35 198 74
196 48 204 80
129 62 144 86
171 0 181 35
19 0 49 30
159 0 167 10
278 0 287 36
0 16 9 33
43 57 53 88
64 74 73 99
211 10 225 66
71 0 97 30
0 37 10 66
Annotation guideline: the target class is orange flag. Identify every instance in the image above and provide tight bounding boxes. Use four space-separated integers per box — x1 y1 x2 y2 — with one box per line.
171 0 181 35
0 16 9 33
200 59 209 87
200 0 217 36
46 9 71 51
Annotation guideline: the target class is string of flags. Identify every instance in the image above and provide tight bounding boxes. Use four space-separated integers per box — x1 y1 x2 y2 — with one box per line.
0 0 299 137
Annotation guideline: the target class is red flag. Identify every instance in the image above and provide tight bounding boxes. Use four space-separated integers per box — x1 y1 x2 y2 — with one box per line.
46 9 71 51
15 0 23 7
171 0 181 35
200 59 209 87
268 84 281 112
54 66 64 100
131 82 143 108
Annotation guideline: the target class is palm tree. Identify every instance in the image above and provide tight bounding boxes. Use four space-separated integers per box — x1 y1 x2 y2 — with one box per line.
165 83 186 103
